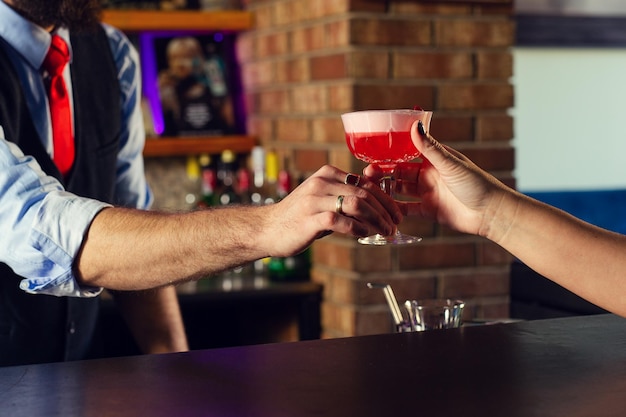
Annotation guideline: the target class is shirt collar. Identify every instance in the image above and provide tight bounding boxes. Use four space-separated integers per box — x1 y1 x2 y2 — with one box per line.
0 1 72 70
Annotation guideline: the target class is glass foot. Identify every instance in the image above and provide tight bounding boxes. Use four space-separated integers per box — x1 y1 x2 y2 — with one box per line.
357 232 422 245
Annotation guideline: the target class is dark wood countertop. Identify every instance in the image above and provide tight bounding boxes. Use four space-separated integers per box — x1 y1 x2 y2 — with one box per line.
2 314 626 416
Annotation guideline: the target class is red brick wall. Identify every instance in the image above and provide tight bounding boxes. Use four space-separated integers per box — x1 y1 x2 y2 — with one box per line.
238 0 515 338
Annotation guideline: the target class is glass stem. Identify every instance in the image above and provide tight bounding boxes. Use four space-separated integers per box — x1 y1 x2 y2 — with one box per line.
379 171 401 238
380 175 395 200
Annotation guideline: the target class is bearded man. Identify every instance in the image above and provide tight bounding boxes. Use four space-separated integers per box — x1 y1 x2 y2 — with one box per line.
0 0 402 367
0 0 189 365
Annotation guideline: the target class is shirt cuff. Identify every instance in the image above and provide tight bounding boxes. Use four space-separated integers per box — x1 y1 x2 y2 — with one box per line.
23 191 111 297
20 273 102 297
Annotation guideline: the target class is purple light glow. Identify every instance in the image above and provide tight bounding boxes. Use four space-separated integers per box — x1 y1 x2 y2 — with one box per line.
139 32 164 135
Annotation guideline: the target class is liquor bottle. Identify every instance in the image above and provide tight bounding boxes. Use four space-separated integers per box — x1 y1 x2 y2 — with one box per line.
269 247 311 282
250 146 265 205
249 147 268 275
266 158 311 282
185 155 202 207
236 165 252 205
217 149 241 206
291 174 312 281
266 150 286 279
264 149 279 205
197 154 217 208
277 156 292 201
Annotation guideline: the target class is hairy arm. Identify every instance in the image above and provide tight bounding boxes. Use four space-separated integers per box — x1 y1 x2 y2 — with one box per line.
110 287 189 354
76 165 401 290
76 205 268 290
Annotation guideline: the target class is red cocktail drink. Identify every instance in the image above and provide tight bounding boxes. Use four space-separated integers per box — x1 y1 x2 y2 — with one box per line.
341 109 432 245
345 130 421 173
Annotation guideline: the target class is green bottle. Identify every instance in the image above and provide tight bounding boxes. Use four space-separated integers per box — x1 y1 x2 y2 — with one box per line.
198 154 217 208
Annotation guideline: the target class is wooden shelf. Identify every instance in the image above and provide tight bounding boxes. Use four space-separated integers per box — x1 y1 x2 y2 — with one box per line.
143 135 257 157
101 10 254 32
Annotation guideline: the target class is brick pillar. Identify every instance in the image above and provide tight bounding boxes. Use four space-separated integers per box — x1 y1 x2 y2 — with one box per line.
238 0 515 338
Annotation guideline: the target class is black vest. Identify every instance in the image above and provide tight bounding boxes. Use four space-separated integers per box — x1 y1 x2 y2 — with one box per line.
0 26 121 366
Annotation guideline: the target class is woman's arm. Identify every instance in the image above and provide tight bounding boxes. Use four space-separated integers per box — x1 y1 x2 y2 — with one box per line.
365 121 626 316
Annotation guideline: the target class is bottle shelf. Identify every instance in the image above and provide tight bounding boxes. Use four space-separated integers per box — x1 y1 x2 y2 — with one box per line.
143 135 257 157
101 10 254 32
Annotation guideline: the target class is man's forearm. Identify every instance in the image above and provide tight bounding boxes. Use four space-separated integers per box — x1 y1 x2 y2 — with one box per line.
74 165 401 291
111 286 188 354
75 206 268 290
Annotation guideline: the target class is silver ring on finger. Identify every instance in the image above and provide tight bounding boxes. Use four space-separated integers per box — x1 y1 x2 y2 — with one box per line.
335 195 345 215
344 173 361 187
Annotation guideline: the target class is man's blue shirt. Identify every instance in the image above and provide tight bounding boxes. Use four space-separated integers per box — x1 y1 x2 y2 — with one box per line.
0 1 153 297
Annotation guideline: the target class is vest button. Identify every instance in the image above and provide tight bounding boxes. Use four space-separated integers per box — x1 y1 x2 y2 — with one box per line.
68 321 76 334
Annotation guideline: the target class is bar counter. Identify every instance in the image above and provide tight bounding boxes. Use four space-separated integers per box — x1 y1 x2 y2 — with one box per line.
2 314 626 416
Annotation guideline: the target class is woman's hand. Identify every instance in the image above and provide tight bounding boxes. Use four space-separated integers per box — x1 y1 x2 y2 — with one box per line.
363 121 510 237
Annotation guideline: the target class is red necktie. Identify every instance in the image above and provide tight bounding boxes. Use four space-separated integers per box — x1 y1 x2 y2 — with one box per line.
43 35 74 176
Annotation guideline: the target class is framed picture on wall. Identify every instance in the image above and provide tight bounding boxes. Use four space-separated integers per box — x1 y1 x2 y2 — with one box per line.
139 31 242 137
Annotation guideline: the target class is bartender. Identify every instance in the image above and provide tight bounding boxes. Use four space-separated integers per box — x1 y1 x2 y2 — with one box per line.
0 0 400 366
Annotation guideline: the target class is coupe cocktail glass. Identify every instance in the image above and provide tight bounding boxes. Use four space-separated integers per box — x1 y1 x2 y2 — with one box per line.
341 109 432 245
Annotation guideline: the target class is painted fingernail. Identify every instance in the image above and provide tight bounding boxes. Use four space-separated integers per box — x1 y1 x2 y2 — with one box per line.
417 120 426 136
